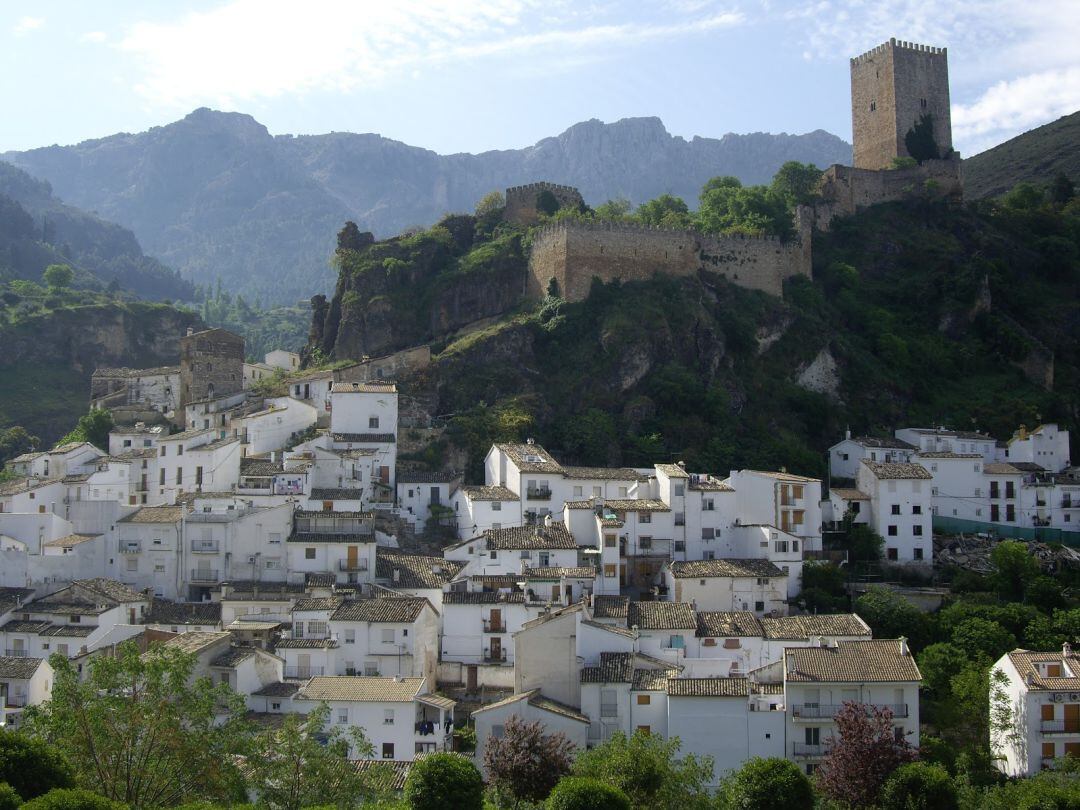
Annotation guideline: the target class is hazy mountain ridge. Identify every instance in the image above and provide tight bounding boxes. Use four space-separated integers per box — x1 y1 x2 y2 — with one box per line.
3 110 853 304
962 111 1080 199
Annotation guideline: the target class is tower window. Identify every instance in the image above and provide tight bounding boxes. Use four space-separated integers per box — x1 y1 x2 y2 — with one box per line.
870 101 876 112
921 98 927 108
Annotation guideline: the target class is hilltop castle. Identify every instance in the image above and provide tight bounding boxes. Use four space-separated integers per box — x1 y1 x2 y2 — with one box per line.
512 38 963 303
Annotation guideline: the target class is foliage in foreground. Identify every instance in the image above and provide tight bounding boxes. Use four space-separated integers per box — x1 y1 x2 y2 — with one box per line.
483 715 575 805
404 752 484 810
718 757 814 809
0 729 74 800
546 776 631 810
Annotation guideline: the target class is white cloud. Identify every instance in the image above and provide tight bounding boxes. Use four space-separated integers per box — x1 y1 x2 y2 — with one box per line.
954 67 1080 155
80 31 107 43
118 0 742 110
13 16 44 36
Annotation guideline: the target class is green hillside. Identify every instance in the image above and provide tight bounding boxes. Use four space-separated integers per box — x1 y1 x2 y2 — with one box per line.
964 111 1080 199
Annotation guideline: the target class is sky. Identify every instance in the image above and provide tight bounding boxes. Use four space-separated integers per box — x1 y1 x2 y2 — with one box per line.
3 1 1079 158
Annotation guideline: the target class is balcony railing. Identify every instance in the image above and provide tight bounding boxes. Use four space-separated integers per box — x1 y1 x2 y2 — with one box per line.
191 543 220 553
792 703 909 720
483 649 507 663
284 665 324 679
1063 500 1075 509
4 650 27 657
2 695 27 708
190 569 220 582
1034 518 1052 528
526 487 552 501
792 742 833 758
119 544 141 554
1040 720 1080 734
482 620 505 633
337 560 370 571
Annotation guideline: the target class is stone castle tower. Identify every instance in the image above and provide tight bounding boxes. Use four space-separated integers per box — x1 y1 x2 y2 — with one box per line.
850 38 953 170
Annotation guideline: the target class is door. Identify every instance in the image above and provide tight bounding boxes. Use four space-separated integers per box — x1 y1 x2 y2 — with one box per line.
298 654 311 678
1065 703 1080 733
347 546 359 571
323 500 333 511
430 487 441 506
490 637 502 661
380 466 390 484
467 665 478 691
489 608 502 632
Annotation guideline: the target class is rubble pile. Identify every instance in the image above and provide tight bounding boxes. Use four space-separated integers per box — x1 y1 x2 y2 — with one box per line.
934 533 1080 574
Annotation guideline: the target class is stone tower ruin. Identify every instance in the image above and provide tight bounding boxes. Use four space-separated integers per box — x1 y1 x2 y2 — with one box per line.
850 38 953 170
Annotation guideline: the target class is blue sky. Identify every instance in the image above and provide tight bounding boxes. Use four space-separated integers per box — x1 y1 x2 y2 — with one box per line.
3 1 1079 158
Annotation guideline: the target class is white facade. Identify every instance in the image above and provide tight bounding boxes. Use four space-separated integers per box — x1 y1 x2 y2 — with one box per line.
856 462 933 564
728 470 823 552
0 656 54 729
473 689 589 775
828 434 916 482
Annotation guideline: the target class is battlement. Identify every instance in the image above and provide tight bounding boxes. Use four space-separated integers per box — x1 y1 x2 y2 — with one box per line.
851 38 946 65
506 181 580 195
532 219 788 244
504 181 585 226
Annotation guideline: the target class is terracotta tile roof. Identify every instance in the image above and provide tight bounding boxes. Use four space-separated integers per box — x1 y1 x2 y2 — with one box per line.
39 625 95 637
524 567 596 579
742 469 820 483
916 452 982 459
156 631 232 656
297 676 426 702
0 620 52 633
903 428 992 440
377 550 463 589
305 572 336 588
785 639 921 683
564 500 596 510
251 681 300 697
561 466 643 481
310 488 363 500
830 488 870 501
444 592 525 605
601 499 670 512
580 619 637 639
331 433 396 444
293 596 346 612
667 677 752 697
289 532 375 544
689 477 734 492
332 382 397 394
396 470 461 483
851 436 916 450
0 656 47 679
331 597 429 623
985 462 1044 475
42 533 101 549
0 587 35 615
669 559 785 579
696 611 764 638
353 759 413 791
494 443 563 474
581 652 634 683
861 461 932 480
461 485 519 502
119 506 185 523
73 579 148 603
633 667 680 690
1005 649 1080 690
211 646 258 667
275 638 339 649
760 614 870 640
472 689 589 723
626 601 697 631
655 463 690 479
240 457 284 476
484 524 577 550
591 595 628 619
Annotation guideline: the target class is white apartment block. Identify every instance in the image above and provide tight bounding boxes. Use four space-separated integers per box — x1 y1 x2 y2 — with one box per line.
895 427 999 461
855 461 933 564
828 433 916 482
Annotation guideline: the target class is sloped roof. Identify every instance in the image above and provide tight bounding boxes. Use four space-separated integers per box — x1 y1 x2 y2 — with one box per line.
860 461 932 480
851 436 916 450
0 656 47 679
601 499 670 512
297 676 426 702
524 567 597 580
626 601 697 631
1005 650 1080 691
581 652 633 683
785 639 921 683
484 524 576 550
396 470 460 483
591 595 628 619
830 488 870 501
444 591 525 605
633 667 680 691
760 614 870 640
311 488 364 500
42 533 101 549
696 611 764 638
461 485 519 502
667 677 752 697
376 550 463 589
655 463 690 479
669 559 784 579
119 506 185 524
331 597 430 623
211 646 258 667
293 596 346 612
156 631 232 655
561 466 643 481
494 443 563 473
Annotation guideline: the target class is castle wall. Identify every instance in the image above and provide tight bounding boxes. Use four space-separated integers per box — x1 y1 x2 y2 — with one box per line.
814 157 963 229
527 219 812 303
851 39 951 170
505 182 585 226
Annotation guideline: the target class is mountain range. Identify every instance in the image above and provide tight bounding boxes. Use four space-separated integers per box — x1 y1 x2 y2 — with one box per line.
2 110 852 304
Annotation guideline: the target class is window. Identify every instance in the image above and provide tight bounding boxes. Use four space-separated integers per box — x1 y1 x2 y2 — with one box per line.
492 724 505 739
269 532 282 544
674 540 686 552
592 486 602 497
754 601 764 612
154 564 166 573
489 550 497 560
603 564 617 577
639 512 651 524
673 483 685 496
159 469 165 485
345 629 355 644
126 558 138 572
870 101 876 111
888 525 898 536
305 547 316 559
492 501 501 512
887 548 898 561
618 487 628 497
604 534 616 548
365 662 379 676
913 548 924 560
702 528 715 540
674 512 685 526
639 536 652 550
636 725 651 735
703 498 714 511
891 504 901 515
382 628 395 644
307 621 328 636
176 468 182 485
637 694 651 705
369 416 379 429
913 525 923 536
601 689 618 717
573 486 583 497
178 445 183 456
384 709 395 725
338 709 349 724
912 505 922 514
382 743 394 759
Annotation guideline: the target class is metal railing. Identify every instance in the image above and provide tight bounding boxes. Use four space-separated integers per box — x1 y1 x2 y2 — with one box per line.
482 620 505 633
191 543 220 553
483 649 507 663
792 742 833 757
792 703 908 720
1040 720 1080 733
2 695 27 707
190 569 220 582
119 544 141 554
284 665 324 679
526 488 552 500
337 560 370 571
4 650 27 657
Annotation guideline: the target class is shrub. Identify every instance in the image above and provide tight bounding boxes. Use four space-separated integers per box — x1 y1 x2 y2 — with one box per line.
19 789 126 810
720 757 814 810
546 777 630 810
0 784 21 810
879 762 959 810
404 752 483 810
0 730 73 800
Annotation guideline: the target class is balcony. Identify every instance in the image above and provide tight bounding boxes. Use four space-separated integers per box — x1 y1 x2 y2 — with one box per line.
1034 517 1052 528
792 703 909 720
1063 500 1075 509
191 542 220 554
2 695 27 708
119 543 141 554
190 569 220 583
337 560 370 572
1040 720 1080 734
482 619 505 633
792 742 833 758
526 487 552 501
284 665 324 679
483 648 507 663
3 650 27 658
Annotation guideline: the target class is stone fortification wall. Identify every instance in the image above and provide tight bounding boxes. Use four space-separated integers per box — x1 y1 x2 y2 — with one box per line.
527 212 812 303
814 157 962 229
504 182 585 226
851 39 951 170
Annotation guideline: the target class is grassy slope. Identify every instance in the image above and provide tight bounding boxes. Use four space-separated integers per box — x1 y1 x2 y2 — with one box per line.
963 111 1080 199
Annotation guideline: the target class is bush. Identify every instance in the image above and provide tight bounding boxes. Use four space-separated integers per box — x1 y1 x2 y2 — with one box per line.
19 789 125 810
0 731 73 800
0 784 21 810
547 777 630 810
720 757 814 810
879 762 958 810
404 752 483 810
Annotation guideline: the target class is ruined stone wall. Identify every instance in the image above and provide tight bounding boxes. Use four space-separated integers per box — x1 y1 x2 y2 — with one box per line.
504 182 585 226
814 157 963 229
527 216 812 303
179 328 245 408
337 345 432 383
851 39 951 170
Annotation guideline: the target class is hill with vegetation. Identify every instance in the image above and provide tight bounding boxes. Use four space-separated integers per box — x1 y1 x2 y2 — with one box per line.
0 161 193 301
2 109 850 304
963 110 1080 199
312 171 1080 481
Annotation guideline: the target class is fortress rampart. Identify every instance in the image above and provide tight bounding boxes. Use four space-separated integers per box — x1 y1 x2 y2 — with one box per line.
526 210 812 303
505 182 585 226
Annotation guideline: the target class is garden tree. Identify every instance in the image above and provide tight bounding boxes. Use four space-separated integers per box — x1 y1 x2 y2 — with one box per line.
404 752 484 810
719 757 814 810
0 729 74 800
27 641 250 807
903 114 941 162
58 408 114 451
990 540 1040 601
854 587 929 649
950 618 1016 662
1025 575 1067 612
475 190 506 219
770 161 823 207
845 520 884 563
0 784 19 810
916 643 969 699
878 762 958 810
571 730 714 810
483 715 575 806
592 198 633 221
546 777 631 810
962 760 1080 809
246 703 380 810
636 194 692 229
42 264 74 290
19 789 127 810
793 562 849 614
816 703 916 808
696 179 791 239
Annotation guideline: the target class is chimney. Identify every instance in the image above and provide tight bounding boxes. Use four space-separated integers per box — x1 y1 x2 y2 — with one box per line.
845 426 851 440
186 327 194 336
899 636 909 656
786 654 795 676
818 635 827 648
1064 642 1073 658
393 568 400 584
